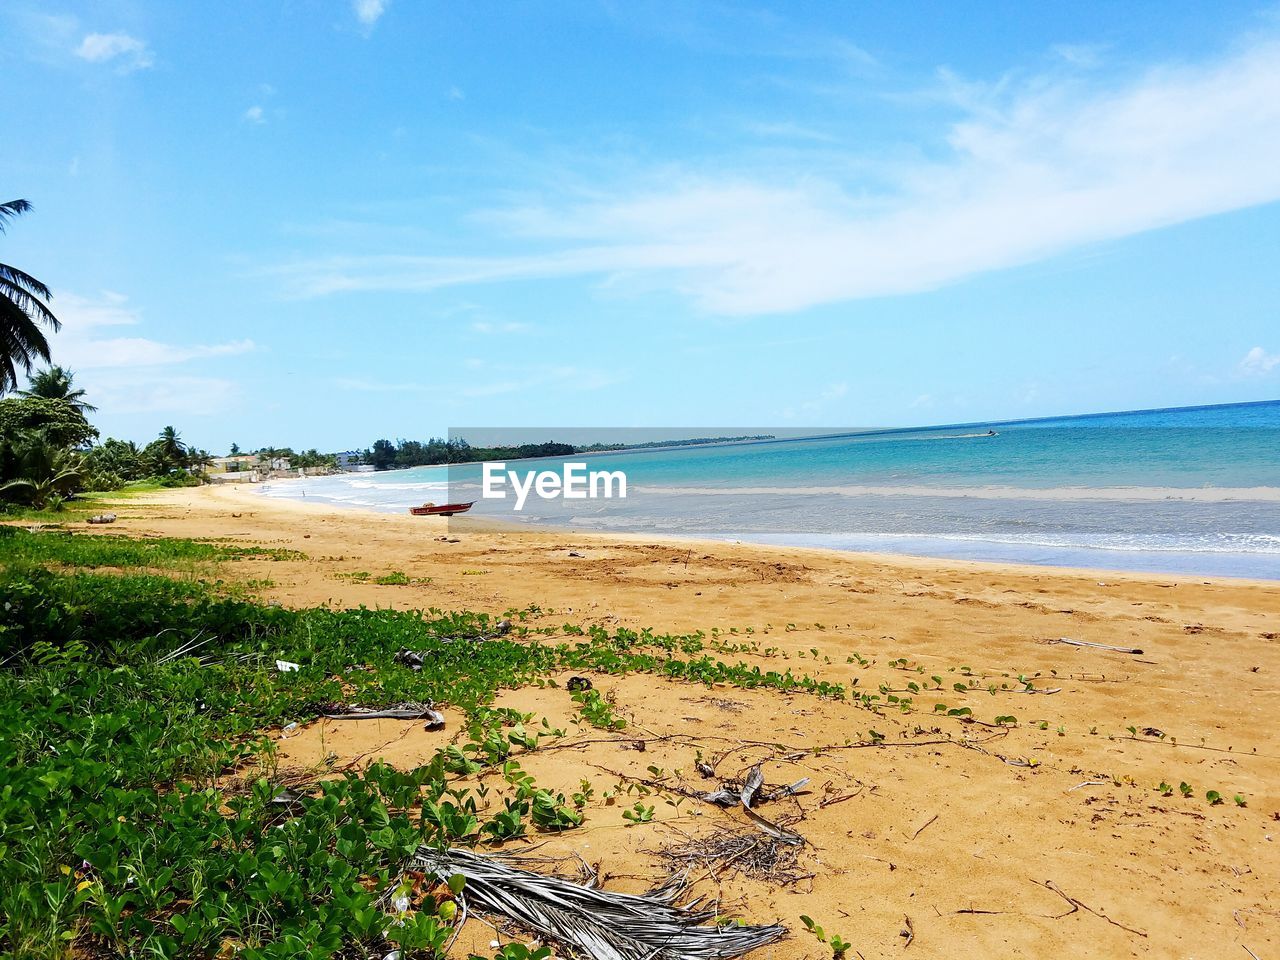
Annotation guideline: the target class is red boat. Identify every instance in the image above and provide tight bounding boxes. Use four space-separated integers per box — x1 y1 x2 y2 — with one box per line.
409 501 475 517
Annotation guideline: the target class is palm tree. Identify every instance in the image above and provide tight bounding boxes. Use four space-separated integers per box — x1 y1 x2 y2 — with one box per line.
0 433 84 509
158 425 186 468
1 200 60 395
21 364 97 413
185 448 214 475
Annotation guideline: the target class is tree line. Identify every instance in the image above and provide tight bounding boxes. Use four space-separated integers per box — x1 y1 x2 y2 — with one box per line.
363 438 576 471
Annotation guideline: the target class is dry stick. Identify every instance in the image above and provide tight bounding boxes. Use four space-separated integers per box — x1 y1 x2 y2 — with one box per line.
1048 637 1144 654
1037 880 1147 938
818 790 862 808
908 813 938 841
1242 946 1261 960
1067 781 1108 792
902 914 914 948
1119 736 1275 759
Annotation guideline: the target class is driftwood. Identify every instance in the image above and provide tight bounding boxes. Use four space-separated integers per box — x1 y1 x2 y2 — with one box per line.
1048 637 1143 654
404 846 787 960
321 701 445 729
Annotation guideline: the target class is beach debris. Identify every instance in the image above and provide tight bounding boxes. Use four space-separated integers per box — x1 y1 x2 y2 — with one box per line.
740 803 805 844
269 786 306 816
703 766 810 809
702 764 808 845
86 512 117 525
1067 781 1108 792
320 701 446 729
393 648 426 671
1036 879 1146 938
656 823 808 884
1048 637 1144 654
275 659 301 673
907 813 939 841
901 915 914 947
568 551 585 558
398 846 787 960
567 676 593 692
280 722 299 739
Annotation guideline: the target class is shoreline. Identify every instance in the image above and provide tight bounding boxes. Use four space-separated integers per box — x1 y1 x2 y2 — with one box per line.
117 482 1280 590
253 478 1280 583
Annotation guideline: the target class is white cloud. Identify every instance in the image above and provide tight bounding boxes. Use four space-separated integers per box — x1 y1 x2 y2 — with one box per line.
38 292 254 416
47 291 255 371
243 105 266 124
470 320 531 334
52 291 139 330
86 374 240 416
352 0 388 30
1052 43 1105 69
336 378 435 394
337 364 616 399
75 32 153 72
1239 346 1280 377
270 34 1280 316
782 382 848 419
460 366 619 398
67 337 256 370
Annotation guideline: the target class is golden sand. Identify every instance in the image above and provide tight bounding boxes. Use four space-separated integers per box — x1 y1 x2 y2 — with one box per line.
88 485 1280 958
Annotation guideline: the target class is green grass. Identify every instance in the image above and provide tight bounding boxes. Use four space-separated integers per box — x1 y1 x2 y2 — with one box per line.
0 526 304 570
0 531 845 959
0 480 170 522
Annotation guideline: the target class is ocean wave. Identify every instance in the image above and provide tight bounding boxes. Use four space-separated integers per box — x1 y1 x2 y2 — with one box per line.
636 484 1280 503
558 516 1280 554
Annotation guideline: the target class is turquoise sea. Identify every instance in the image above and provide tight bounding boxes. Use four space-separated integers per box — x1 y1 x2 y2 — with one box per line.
262 400 1280 579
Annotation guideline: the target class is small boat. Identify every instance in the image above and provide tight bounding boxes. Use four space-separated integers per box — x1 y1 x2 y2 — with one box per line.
409 501 475 517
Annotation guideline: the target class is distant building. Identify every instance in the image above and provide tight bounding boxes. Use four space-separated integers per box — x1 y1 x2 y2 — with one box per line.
209 455 257 474
336 451 364 471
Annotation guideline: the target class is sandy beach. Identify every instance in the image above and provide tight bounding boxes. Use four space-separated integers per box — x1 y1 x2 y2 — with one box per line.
82 484 1280 958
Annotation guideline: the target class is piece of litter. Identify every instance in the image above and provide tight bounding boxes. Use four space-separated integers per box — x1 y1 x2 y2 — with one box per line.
275 659 300 673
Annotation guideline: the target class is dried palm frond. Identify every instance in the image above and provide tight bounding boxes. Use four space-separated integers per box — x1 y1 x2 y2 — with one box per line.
403 847 786 960
321 701 445 728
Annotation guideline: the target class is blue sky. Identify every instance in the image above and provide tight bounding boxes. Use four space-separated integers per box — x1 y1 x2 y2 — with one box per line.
3 0 1279 452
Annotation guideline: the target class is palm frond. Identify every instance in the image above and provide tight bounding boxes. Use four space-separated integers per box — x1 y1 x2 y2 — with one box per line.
0 262 55 303
0 199 34 232
404 847 787 960
1 270 59 331
0 298 54 393
0 478 36 496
